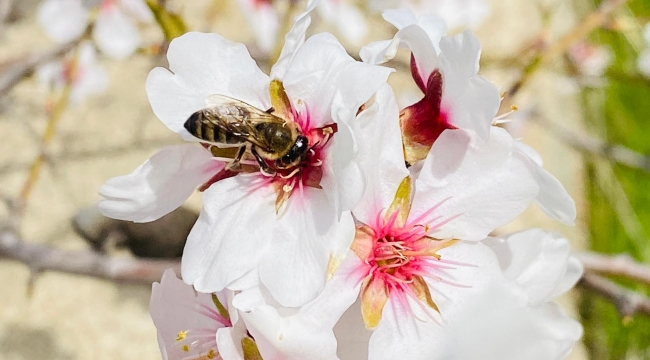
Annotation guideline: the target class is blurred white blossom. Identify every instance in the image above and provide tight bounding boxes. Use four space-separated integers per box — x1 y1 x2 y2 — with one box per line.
38 0 153 59
36 41 108 103
237 0 368 51
370 0 490 30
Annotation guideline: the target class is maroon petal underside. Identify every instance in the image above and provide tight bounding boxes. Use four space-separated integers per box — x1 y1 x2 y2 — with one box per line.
401 61 455 164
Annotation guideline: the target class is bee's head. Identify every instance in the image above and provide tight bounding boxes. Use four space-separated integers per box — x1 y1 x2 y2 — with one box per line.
276 135 309 168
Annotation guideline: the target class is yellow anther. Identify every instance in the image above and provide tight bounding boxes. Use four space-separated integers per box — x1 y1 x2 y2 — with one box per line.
182 345 190 352
176 330 188 341
510 105 519 111
207 349 217 359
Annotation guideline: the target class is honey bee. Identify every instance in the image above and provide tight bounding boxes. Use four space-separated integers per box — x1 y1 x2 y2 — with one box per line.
184 95 309 175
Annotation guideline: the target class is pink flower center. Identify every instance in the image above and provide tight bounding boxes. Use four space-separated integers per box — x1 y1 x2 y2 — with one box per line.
367 205 467 293
355 199 472 322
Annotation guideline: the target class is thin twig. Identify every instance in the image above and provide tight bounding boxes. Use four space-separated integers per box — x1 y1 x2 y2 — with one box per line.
18 78 73 206
531 115 650 174
0 40 77 98
0 136 179 176
579 273 650 318
0 231 179 285
577 252 650 286
505 0 629 100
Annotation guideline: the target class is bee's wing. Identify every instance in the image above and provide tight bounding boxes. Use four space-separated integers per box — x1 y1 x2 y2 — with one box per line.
205 94 285 124
203 94 285 150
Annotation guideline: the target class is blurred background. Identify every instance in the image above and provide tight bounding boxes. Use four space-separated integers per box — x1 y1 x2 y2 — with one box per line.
1 0 649 358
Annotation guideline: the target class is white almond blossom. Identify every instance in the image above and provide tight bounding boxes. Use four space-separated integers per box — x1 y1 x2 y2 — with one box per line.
322 111 582 358
236 0 368 51
38 0 153 59
151 269 357 360
36 41 108 104
361 8 576 224
331 230 582 360
100 2 392 308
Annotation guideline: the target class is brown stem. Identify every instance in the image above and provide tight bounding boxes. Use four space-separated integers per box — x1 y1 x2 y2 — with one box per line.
18 48 79 209
0 231 178 285
577 252 650 286
531 115 650 174
579 273 650 318
0 40 77 98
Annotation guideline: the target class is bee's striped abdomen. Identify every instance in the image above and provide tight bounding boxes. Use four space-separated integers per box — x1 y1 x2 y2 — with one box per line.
184 109 245 145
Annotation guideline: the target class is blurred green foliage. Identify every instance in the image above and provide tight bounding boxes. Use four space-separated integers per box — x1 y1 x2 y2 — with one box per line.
146 0 187 42
580 0 650 358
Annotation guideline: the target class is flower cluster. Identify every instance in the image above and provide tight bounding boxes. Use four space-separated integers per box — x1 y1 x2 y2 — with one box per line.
237 0 489 52
100 2 583 359
37 0 153 103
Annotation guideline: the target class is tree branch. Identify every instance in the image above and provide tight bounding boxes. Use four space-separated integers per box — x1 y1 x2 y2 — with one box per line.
504 0 628 101
579 273 650 318
531 115 650 174
577 252 650 286
0 231 179 285
0 40 77 98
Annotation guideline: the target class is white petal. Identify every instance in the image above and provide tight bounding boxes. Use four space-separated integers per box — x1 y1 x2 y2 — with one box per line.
99 144 217 222
485 229 579 305
411 128 539 241
551 256 583 299
181 176 277 293
283 33 392 128
269 0 319 80
368 241 499 360
359 39 394 65
333 298 372 360
242 253 362 360
439 30 499 141
382 8 418 29
352 84 408 224
216 327 246 360
93 5 141 59
259 188 355 307
319 109 365 215
517 152 576 225
37 0 89 43
150 269 225 360
368 242 582 360
146 32 270 140
515 141 543 166
360 9 444 84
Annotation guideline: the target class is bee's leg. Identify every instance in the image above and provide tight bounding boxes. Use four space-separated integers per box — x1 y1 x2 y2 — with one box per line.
251 146 276 176
225 146 247 171
265 107 275 114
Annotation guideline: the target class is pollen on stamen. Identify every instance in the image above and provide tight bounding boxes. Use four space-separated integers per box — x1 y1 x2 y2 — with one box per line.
492 104 519 125
359 200 474 324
